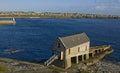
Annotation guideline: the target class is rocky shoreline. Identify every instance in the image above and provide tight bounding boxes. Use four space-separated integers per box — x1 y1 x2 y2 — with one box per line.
78 59 120 73
0 57 120 73
0 58 53 73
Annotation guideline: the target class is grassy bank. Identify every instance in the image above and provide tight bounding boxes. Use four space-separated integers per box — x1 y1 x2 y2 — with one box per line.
0 67 7 72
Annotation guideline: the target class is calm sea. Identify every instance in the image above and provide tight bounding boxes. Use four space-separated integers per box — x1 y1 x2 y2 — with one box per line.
0 18 120 63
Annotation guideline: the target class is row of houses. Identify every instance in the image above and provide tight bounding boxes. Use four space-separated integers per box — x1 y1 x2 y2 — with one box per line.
0 12 120 19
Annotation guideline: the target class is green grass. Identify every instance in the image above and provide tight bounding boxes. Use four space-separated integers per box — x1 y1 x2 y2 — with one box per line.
80 71 91 73
0 67 7 72
49 65 65 72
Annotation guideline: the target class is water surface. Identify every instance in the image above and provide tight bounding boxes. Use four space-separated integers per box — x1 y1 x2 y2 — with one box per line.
0 18 120 62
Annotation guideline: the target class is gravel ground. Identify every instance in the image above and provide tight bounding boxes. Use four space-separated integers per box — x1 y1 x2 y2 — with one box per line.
0 58 53 73
94 60 120 73
0 58 120 73
66 59 120 73
78 60 120 73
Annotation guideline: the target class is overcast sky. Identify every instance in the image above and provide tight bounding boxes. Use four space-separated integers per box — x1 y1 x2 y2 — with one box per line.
0 0 120 15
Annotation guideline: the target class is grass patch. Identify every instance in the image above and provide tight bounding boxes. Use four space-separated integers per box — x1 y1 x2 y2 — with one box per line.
80 71 91 73
0 67 7 72
49 65 65 72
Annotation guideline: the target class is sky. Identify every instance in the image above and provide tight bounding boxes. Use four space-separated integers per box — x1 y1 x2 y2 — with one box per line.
0 0 120 15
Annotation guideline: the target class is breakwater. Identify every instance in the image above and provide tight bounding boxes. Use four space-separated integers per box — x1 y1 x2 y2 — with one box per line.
0 20 15 25
0 18 16 25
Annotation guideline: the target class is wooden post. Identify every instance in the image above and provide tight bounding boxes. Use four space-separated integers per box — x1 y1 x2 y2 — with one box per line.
82 55 84 61
86 54 89 60
76 56 79 64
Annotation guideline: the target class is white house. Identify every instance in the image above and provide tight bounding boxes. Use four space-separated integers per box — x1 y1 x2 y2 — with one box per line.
52 32 90 69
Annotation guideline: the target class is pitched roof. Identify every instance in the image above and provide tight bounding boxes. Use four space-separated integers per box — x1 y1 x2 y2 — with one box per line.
59 33 90 49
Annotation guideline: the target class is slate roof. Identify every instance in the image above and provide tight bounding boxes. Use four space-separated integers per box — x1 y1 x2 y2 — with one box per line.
59 33 90 49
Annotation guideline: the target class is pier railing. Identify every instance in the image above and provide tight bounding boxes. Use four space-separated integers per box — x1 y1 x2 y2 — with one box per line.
44 55 58 66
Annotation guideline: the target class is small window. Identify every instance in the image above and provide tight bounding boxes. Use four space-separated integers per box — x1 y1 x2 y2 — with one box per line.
78 47 80 52
68 49 70 54
57 42 60 48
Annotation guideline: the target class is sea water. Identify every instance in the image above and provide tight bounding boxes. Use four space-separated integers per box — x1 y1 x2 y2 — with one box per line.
0 18 120 63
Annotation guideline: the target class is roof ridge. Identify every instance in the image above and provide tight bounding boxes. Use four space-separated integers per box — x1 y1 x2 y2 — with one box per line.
58 37 67 49
60 32 86 39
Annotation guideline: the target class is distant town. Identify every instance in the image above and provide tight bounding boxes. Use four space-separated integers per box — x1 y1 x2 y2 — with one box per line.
0 12 120 19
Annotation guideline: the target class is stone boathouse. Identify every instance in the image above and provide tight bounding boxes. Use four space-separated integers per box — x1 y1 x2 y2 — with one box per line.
52 32 90 69
44 32 112 69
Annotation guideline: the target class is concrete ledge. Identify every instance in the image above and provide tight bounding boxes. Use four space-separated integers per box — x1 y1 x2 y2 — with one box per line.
0 20 16 25
84 48 114 66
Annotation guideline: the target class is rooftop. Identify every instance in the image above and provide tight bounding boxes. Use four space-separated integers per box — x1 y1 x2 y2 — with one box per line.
59 32 90 49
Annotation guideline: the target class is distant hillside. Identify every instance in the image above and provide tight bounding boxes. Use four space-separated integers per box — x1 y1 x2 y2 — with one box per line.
0 12 120 19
